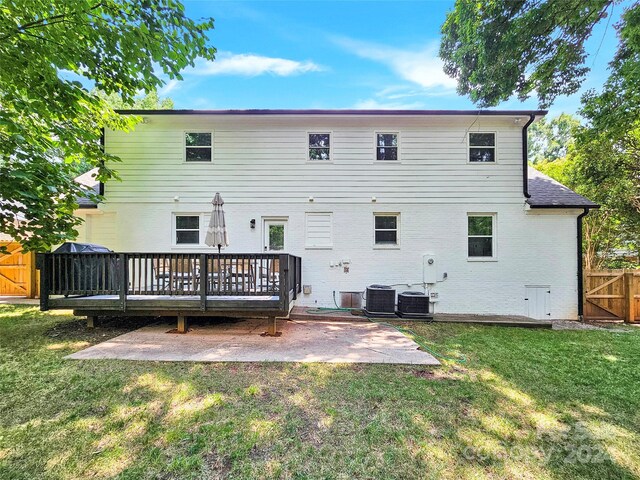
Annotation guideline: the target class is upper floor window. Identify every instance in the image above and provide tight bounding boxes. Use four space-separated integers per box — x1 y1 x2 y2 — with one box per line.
175 215 200 244
469 132 496 163
308 133 331 161
468 214 495 258
374 214 399 246
376 133 398 161
185 132 212 162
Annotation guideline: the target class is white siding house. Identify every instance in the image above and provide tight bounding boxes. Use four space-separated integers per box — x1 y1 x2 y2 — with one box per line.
74 110 597 319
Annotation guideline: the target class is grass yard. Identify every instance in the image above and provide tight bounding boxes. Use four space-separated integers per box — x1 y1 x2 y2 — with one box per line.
0 305 639 479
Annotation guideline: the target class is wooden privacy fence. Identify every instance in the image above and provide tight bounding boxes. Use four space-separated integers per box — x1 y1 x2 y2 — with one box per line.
0 242 39 298
584 269 639 323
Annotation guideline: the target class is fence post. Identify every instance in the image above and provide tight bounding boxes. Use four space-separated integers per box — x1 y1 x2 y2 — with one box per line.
292 256 297 301
626 272 637 323
38 254 49 311
119 253 127 312
279 254 289 312
200 254 207 311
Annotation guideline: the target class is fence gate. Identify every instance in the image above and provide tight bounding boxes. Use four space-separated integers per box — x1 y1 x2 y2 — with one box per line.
584 270 639 323
0 242 38 298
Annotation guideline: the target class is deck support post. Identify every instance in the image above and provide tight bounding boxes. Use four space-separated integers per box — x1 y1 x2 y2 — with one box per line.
265 316 277 336
86 316 96 328
177 315 188 333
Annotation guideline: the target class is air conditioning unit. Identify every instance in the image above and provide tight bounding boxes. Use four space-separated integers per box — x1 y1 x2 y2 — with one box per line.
364 285 396 317
397 291 432 320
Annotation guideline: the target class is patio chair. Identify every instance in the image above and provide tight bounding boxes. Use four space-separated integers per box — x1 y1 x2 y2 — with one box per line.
255 257 280 292
226 258 255 293
152 257 171 291
202 258 229 292
169 257 199 292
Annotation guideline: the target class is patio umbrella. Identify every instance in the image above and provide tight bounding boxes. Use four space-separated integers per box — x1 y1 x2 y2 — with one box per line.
205 192 229 253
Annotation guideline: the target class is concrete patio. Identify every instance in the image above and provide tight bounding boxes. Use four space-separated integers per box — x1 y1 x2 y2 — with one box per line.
66 318 440 365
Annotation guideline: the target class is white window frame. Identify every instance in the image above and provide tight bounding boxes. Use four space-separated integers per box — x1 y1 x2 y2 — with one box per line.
373 213 400 249
172 213 203 247
374 132 400 162
467 213 497 261
307 132 332 162
305 212 333 249
467 131 497 164
262 217 289 253
184 130 213 163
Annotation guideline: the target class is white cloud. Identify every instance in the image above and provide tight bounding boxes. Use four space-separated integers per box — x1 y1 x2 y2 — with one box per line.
352 98 425 110
331 36 457 90
188 52 323 77
159 79 180 95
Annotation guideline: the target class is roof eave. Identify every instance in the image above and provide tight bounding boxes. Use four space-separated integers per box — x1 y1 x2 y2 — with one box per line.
114 108 549 117
527 203 600 209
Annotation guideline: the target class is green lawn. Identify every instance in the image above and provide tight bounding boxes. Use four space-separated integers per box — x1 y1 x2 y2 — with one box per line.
0 305 638 479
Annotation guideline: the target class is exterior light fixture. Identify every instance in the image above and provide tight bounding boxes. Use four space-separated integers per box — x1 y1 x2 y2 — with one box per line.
250 219 256 229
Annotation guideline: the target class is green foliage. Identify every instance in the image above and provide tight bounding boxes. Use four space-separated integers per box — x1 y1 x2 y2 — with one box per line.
0 1 215 251
440 0 614 108
528 114 581 164
535 158 573 187
93 88 175 111
536 130 640 269
581 4 640 139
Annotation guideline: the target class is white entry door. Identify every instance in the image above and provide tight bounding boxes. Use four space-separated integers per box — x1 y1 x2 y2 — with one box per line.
525 286 551 319
263 219 287 252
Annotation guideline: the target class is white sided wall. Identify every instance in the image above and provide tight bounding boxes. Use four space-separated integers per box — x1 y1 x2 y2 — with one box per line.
85 113 581 319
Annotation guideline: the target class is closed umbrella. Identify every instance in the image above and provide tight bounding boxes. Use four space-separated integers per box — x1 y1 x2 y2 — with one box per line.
205 192 229 253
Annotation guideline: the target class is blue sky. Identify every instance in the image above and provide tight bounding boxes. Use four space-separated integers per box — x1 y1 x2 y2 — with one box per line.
157 1 626 117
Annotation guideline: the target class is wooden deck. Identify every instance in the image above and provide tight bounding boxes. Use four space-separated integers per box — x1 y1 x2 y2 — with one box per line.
37 252 302 334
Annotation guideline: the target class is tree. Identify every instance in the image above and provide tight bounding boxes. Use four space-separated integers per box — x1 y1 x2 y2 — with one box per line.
528 113 581 163
440 0 615 108
536 130 640 269
580 5 640 139
0 1 215 251
93 89 175 111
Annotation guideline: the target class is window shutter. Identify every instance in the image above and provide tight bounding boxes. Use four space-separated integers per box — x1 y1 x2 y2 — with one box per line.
305 213 333 248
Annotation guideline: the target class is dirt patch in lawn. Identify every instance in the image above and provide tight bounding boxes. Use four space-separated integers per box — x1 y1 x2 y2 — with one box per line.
44 316 161 345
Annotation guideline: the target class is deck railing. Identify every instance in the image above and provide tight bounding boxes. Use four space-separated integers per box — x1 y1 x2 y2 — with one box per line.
38 252 302 311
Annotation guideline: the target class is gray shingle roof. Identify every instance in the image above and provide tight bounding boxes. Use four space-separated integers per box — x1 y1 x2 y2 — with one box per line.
74 168 100 208
527 167 598 208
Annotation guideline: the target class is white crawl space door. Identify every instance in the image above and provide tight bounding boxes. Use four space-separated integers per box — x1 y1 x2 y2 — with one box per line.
525 286 551 319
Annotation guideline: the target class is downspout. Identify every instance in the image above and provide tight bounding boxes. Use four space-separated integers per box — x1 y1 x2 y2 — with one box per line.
576 208 591 321
522 114 536 198
99 127 105 196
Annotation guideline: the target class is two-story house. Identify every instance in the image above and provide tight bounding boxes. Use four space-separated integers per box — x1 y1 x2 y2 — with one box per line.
73 109 597 320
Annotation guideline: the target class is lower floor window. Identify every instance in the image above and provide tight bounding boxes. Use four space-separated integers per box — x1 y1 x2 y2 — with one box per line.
374 214 399 245
468 214 494 257
175 215 200 244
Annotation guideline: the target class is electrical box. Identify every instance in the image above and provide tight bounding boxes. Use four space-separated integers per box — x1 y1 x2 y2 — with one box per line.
303 285 312 295
423 254 437 284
